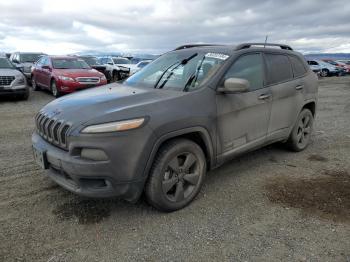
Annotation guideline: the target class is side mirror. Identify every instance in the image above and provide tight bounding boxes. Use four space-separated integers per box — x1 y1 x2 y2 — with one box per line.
218 78 249 93
42 65 51 70
107 62 113 65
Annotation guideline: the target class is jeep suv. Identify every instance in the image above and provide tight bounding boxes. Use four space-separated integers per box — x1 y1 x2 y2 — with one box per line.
32 43 318 211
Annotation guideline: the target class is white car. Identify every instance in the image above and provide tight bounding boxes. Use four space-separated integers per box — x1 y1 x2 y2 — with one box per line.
129 60 152 75
307 59 340 77
98 57 131 81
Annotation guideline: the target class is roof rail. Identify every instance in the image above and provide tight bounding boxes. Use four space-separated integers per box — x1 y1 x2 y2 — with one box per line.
174 44 222 51
235 43 293 51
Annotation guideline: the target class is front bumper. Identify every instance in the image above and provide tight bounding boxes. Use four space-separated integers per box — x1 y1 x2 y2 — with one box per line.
58 80 108 93
32 126 156 201
0 85 28 95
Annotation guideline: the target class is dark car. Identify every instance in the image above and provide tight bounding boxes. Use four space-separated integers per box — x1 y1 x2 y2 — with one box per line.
31 55 107 97
32 43 318 211
77 56 112 82
9 52 46 81
0 56 29 100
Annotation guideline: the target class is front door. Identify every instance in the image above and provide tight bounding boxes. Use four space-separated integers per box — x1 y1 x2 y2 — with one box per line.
216 53 272 160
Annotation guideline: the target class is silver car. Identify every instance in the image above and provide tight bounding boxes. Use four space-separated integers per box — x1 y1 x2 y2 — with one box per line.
0 57 29 100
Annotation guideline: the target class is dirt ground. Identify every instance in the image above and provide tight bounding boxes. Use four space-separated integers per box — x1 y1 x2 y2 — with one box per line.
0 76 350 262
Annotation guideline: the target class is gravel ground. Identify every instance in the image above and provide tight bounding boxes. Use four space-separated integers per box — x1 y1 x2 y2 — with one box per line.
0 77 350 262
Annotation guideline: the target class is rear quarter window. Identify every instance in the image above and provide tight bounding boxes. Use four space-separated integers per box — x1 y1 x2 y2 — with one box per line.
265 53 293 85
289 56 307 77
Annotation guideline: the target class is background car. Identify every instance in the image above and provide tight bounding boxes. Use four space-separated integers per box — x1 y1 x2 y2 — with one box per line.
307 59 341 77
9 52 46 81
129 60 152 75
77 55 112 82
334 60 350 74
322 59 346 75
31 56 107 97
0 56 29 100
98 57 130 81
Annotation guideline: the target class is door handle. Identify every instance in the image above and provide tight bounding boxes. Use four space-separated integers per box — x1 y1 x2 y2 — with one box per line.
258 94 271 100
295 84 304 90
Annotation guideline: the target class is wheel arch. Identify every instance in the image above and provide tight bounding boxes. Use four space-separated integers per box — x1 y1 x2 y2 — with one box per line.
302 101 316 116
143 127 215 180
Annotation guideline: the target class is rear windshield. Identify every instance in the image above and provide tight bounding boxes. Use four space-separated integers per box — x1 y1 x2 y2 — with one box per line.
19 53 42 63
52 59 90 69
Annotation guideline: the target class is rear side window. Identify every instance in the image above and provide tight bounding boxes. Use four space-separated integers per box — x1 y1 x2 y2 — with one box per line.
289 56 307 77
224 53 264 91
265 54 293 85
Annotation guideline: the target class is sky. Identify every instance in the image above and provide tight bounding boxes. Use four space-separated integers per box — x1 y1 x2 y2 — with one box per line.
0 0 350 55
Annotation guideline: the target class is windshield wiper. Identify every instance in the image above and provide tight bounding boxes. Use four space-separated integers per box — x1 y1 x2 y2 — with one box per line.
154 53 198 89
183 56 207 92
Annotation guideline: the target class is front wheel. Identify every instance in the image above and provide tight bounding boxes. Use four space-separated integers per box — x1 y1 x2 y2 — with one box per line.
321 69 329 77
51 80 61 98
145 139 207 212
286 109 314 152
31 76 40 91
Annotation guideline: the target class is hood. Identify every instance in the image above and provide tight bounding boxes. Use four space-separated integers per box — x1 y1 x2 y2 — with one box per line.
40 83 184 127
0 68 24 77
54 68 103 78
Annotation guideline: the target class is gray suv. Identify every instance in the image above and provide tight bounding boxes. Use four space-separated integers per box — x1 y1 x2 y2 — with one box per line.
9 52 46 81
32 43 318 211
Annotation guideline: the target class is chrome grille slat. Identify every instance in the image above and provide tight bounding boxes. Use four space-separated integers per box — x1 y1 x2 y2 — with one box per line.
75 77 100 84
0 76 15 86
35 112 70 150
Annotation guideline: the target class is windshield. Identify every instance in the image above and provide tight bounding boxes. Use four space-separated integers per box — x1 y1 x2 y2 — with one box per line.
0 58 15 68
113 58 131 64
124 51 229 92
52 59 91 69
81 57 100 66
20 53 42 63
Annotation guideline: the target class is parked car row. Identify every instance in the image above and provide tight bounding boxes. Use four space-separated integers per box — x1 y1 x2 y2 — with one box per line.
0 51 153 99
306 58 350 77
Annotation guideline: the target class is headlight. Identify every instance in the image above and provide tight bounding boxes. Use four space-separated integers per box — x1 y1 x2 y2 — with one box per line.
81 118 145 133
100 75 106 80
58 76 74 81
13 75 25 86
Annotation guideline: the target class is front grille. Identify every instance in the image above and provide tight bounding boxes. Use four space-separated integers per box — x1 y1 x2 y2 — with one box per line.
76 77 100 84
0 76 15 86
35 113 71 150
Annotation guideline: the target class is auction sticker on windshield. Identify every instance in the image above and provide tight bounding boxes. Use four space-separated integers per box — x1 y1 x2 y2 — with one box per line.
204 53 229 60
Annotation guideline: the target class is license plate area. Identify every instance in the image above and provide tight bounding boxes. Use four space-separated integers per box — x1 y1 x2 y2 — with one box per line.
33 145 49 169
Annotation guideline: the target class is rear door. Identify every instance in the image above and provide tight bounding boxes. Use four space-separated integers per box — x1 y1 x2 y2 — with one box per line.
216 53 272 156
264 53 306 136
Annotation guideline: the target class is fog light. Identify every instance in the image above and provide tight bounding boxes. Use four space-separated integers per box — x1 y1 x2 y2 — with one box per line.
81 148 108 161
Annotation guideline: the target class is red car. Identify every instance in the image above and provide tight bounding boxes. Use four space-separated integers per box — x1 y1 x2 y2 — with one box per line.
322 59 350 74
31 56 107 97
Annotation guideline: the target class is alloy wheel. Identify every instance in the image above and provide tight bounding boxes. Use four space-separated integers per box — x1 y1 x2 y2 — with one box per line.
296 114 312 148
162 152 200 202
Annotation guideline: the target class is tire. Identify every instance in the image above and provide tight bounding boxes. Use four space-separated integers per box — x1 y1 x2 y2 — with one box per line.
321 69 329 77
51 80 61 98
112 71 119 82
145 138 207 212
20 89 29 100
286 109 314 152
31 76 40 91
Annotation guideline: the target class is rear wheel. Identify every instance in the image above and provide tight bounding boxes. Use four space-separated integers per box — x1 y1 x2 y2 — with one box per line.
51 80 61 98
286 109 314 152
145 139 206 212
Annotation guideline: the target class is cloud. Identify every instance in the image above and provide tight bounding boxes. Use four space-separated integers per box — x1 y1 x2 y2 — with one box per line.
0 0 349 54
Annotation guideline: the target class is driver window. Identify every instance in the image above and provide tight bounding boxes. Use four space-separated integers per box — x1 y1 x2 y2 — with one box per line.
224 53 264 91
